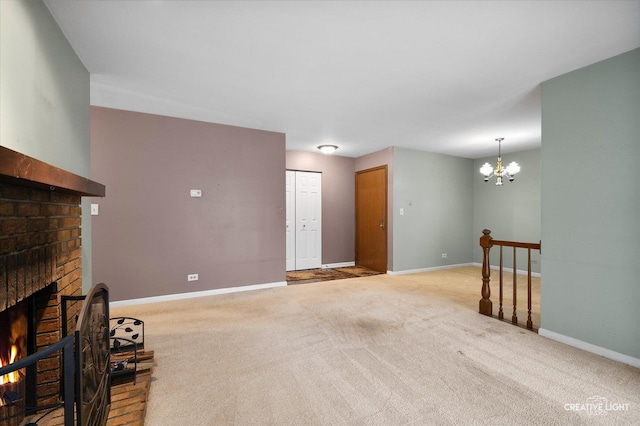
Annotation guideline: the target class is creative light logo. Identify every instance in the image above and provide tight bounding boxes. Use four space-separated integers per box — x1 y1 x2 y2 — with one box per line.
564 396 630 416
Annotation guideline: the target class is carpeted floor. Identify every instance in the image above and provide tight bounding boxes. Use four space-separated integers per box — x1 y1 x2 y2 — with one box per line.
286 265 383 284
111 266 639 425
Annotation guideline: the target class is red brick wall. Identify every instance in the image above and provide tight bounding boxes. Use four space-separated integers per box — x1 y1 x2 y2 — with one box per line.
0 183 83 407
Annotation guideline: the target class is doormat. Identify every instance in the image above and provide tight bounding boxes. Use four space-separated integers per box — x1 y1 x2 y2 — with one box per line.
287 266 383 283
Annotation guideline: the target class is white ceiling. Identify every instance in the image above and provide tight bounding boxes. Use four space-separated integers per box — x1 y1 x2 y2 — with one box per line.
44 1 640 159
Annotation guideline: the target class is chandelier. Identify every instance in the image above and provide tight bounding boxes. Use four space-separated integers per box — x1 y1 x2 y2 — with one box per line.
479 138 520 185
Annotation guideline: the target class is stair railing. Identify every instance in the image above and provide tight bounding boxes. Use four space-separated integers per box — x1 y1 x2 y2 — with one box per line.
479 229 541 330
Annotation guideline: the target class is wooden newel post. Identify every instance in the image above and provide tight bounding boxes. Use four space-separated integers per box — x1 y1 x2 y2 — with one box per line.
479 229 493 316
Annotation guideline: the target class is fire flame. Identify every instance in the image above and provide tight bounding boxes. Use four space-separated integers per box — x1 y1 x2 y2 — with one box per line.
0 345 19 385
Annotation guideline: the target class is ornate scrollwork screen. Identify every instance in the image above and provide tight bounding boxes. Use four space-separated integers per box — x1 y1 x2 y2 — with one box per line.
75 283 111 426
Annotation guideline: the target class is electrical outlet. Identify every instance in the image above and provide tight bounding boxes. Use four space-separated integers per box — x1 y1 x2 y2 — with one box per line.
187 274 199 282
190 189 202 198
442 253 447 258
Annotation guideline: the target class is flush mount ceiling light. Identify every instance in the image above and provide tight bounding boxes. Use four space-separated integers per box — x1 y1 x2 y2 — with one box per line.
317 144 338 155
479 138 520 185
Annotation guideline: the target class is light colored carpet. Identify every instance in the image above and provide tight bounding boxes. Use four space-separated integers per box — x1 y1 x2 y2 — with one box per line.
111 266 639 425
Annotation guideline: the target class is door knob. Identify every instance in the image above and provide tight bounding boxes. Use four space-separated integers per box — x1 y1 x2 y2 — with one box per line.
380 219 384 229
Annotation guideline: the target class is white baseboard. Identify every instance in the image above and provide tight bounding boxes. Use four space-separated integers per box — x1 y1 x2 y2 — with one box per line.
321 261 355 269
110 281 287 308
538 328 640 369
471 262 541 278
387 263 473 276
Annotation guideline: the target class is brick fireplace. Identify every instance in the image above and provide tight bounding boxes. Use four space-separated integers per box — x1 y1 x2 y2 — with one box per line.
0 147 105 422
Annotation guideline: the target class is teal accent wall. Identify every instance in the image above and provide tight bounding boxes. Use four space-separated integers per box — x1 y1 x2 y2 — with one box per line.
541 48 640 358
0 1 92 289
393 147 473 272
473 148 541 273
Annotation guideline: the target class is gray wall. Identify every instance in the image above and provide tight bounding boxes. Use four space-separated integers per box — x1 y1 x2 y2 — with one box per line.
0 0 93 289
392 148 474 272
286 151 356 265
355 147 394 270
91 107 285 302
473 148 541 273
541 48 640 359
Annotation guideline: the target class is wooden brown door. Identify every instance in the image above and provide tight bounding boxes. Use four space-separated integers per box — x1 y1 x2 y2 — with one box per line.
355 166 387 272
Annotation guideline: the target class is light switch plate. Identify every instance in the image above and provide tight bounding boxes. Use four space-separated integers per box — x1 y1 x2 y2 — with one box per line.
190 189 202 197
91 204 99 216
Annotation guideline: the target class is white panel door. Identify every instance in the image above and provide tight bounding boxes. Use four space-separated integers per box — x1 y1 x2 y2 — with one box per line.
295 171 322 270
286 171 322 271
285 171 296 271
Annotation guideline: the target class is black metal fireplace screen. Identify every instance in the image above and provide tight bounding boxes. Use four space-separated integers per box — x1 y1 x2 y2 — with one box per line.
73 283 111 426
0 283 111 426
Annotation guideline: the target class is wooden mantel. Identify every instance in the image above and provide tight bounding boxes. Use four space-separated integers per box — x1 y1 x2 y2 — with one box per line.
0 146 105 197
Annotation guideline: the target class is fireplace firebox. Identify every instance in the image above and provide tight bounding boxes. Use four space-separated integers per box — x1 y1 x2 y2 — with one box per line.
0 284 61 425
0 299 27 426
